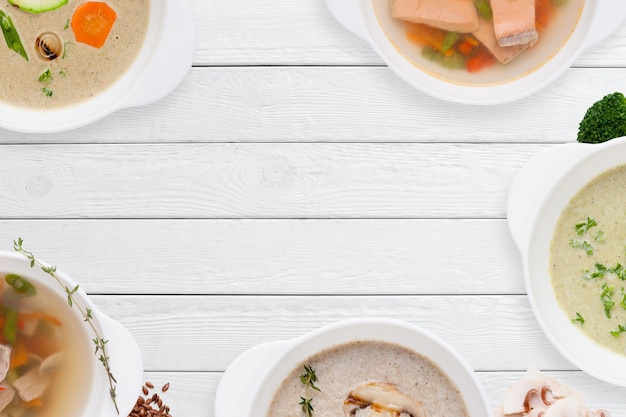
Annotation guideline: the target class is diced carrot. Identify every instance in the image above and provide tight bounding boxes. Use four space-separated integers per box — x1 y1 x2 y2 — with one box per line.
405 23 448 53
456 39 476 56
535 0 556 31
71 2 117 49
466 48 496 73
24 397 43 407
10 338 28 368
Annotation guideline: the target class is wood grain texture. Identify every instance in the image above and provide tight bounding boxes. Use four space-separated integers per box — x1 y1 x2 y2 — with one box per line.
0 219 524 295
92 295 567 372
0 66 623 143
0 143 544 218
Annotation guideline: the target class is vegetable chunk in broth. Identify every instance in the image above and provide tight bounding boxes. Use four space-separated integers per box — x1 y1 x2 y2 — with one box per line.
0 0 149 109
0 273 92 417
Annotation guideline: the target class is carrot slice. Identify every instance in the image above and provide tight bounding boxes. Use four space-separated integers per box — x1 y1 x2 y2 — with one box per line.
10 338 28 368
71 2 117 48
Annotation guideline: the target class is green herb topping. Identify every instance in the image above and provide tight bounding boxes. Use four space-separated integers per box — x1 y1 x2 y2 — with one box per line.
571 312 585 325
299 364 320 417
575 217 598 236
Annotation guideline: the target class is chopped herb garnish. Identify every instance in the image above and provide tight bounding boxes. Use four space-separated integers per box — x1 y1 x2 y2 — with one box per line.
38 68 53 83
569 239 594 255
620 288 626 310
62 40 74 59
594 230 606 242
299 365 320 417
611 324 626 337
601 283 615 318
583 263 608 280
64 18 70 30
575 217 598 236
59 70 66 77
41 87 53 97
571 312 585 325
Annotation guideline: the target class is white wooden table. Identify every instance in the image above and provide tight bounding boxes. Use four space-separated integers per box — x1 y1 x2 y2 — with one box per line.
1 1 626 416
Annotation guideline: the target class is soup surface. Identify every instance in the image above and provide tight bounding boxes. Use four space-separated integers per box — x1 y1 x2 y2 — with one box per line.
550 164 626 355
0 0 150 109
374 0 584 85
0 272 93 417
266 340 469 417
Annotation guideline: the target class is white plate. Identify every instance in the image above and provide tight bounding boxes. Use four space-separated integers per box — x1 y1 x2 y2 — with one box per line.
325 0 626 104
508 137 626 386
215 318 492 417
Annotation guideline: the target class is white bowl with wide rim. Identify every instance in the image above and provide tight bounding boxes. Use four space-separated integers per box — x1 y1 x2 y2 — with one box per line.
214 318 491 417
325 0 626 105
508 137 626 386
0 0 196 133
0 250 143 417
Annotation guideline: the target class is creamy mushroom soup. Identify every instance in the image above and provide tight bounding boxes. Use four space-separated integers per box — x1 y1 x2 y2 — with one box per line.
550 164 626 355
267 340 470 417
0 0 149 109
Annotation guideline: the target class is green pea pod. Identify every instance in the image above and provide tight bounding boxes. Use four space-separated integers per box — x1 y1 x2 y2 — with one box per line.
4 309 17 345
5 273 37 296
0 10 28 61
474 0 493 19
442 32 460 52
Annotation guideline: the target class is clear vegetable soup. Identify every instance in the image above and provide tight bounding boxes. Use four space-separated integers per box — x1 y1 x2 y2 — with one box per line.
0 273 92 417
374 0 585 85
0 0 150 109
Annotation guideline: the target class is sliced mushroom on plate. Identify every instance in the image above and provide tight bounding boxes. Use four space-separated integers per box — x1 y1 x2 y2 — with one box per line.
344 382 425 417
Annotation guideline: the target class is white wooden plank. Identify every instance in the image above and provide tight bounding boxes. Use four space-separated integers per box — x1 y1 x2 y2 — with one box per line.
92 295 569 372
0 143 545 218
0 219 524 295
0 66 618 143
187 0 626 68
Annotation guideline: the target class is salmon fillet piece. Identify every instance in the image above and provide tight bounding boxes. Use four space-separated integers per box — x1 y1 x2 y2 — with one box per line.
391 0 479 33
490 0 538 47
472 16 528 63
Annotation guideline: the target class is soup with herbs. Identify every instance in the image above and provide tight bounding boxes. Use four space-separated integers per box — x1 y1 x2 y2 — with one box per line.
374 0 584 85
550 164 626 355
0 0 150 109
0 272 93 417
267 340 469 417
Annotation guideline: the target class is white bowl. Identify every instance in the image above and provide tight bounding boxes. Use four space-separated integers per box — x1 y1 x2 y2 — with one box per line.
214 318 491 417
507 137 626 386
325 0 626 105
0 250 143 417
0 0 196 133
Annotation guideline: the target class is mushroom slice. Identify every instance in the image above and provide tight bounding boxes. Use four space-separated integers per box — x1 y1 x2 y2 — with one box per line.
40 352 65 376
343 382 425 417
0 345 11 382
13 367 50 403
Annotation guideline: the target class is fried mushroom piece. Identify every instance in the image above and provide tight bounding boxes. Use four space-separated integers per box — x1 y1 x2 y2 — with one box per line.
344 382 426 417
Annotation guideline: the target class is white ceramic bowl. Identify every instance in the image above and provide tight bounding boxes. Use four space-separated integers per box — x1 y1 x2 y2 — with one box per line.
0 0 196 133
507 137 626 386
0 250 143 417
325 0 626 105
214 318 491 417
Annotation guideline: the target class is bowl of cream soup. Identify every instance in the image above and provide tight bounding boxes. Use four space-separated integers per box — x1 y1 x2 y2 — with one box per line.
325 0 626 104
508 136 626 386
0 248 143 417
214 318 491 417
0 0 195 133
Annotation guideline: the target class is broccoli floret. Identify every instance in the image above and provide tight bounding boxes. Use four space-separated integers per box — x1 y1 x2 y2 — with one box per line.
577 92 626 144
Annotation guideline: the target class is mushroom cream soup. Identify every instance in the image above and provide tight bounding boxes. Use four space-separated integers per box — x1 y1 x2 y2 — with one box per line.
267 340 469 417
0 272 93 417
0 0 149 109
550 164 626 355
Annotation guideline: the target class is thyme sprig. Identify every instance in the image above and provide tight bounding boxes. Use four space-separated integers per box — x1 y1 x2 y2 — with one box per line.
13 238 119 414
299 364 320 417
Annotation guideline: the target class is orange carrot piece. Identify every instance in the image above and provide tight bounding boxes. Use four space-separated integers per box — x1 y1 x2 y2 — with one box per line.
456 40 475 56
24 397 43 407
405 23 447 52
10 338 28 368
18 311 62 327
71 2 117 48
466 48 496 73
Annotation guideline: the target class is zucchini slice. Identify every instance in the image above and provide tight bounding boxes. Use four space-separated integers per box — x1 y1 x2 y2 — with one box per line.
8 0 69 14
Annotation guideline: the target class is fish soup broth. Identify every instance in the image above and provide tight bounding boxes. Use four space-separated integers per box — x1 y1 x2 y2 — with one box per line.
374 0 584 85
0 0 149 109
0 273 93 417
